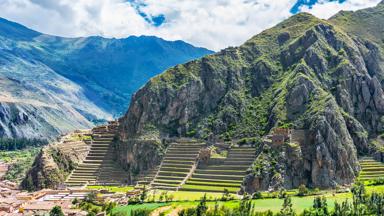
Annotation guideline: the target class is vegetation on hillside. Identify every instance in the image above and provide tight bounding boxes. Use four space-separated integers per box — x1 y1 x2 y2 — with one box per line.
0 147 40 183
0 138 47 151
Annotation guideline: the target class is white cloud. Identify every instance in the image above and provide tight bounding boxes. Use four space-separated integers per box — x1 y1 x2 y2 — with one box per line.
0 0 382 50
299 0 382 19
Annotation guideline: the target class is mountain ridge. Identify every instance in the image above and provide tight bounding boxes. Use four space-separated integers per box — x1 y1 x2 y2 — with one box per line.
0 17 213 139
116 2 384 191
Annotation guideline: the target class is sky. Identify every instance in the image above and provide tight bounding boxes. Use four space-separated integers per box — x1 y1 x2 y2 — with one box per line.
0 0 381 50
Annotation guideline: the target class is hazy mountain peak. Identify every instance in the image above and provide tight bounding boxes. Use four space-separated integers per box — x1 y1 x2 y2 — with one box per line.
0 17 41 41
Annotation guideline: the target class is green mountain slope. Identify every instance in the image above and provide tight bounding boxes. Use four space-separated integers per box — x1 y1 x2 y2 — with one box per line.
118 2 384 190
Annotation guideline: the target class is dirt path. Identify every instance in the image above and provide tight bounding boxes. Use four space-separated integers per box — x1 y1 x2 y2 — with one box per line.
167 207 182 216
150 206 183 216
149 206 172 216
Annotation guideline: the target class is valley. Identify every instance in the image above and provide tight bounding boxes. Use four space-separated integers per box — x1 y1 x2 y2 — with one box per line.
0 18 212 140
2 1 384 215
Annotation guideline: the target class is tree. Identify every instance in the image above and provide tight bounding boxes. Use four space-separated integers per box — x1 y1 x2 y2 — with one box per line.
280 196 295 216
196 194 208 216
49 206 64 216
297 184 308 196
85 192 97 203
352 181 366 206
140 185 147 203
313 197 328 215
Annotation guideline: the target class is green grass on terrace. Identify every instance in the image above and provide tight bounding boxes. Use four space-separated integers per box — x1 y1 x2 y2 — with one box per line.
180 184 240 193
185 180 241 187
86 185 135 193
112 203 168 216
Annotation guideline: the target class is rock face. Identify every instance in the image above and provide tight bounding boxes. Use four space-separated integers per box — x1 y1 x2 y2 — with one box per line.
118 3 384 190
21 134 90 190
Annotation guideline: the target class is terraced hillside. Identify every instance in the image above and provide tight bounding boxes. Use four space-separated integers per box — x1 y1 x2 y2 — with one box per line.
57 131 92 155
65 122 130 187
359 157 384 181
150 140 204 191
181 147 255 193
134 166 159 190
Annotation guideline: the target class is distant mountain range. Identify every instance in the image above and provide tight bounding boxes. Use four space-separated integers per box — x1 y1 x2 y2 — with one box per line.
0 17 213 139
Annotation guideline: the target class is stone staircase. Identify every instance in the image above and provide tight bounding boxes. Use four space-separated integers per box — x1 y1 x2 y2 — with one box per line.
65 121 130 187
359 157 384 181
180 147 256 193
134 166 160 190
150 140 204 191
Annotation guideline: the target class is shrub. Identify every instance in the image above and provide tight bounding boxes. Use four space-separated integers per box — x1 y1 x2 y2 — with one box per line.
252 191 263 199
280 196 295 216
297 184 308 196
278 189 287 199
49 206 64 216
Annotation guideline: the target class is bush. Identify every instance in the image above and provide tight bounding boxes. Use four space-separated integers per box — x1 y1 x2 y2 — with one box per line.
278 189 287 199
49 206 64 216
297 184 308 196
369 177 384 186
131 208 152 216
252 191 263 199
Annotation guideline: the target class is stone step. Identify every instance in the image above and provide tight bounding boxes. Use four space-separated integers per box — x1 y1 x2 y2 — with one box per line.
223 161 253 165
93 137 114 141
166 153 198 157
188 178 243 184
194 169 246 175
87 153 111 157
180 185 239 193
167 146 202 150
160 167 191 172
186 180 241 188
153 186 178 191
224 158 254 162
68 177 97 181
155 176 185 181
166 150 200 154
157 171 189 177
163 156 197 160
207 165 250 170
162 160 194 165
361 167 384 172
89 148 109 152
151 182 180 187
161 163 192 168
91 143 111 146
192 173 244 181
86 156 114 160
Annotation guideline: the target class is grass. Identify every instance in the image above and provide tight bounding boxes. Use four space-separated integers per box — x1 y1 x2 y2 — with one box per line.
148 190 226 202
110 184 384 215
114 191 352 215
181 184 240 193
111 203 168 216
87 185 135 193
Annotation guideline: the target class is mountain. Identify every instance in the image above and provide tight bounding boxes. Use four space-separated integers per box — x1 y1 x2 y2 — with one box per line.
116 2 384 191
0 18 212 140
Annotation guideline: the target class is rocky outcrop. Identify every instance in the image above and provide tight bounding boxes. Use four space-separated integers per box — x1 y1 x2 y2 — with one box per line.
21 133 89 190
115 138 164 182
118 2 384 190
21 147 72 191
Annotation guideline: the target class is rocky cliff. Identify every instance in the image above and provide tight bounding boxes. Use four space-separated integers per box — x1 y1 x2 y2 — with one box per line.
118 2 384 190
21 132 90 190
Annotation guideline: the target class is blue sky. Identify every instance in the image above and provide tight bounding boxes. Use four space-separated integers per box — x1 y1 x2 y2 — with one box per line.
0 0 381 50
291 0 347 13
